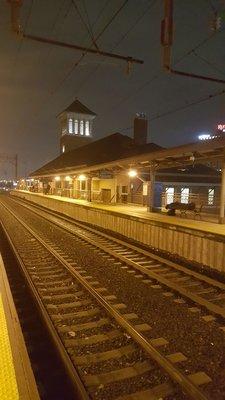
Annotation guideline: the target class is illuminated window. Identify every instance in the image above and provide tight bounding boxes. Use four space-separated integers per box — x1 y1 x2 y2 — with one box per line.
165 187 174 204
208 188 214 205
80 120 84 135
68 118 73 133
85 121 90 136
181 187 189 204
62 145 65 153
74 120 78 134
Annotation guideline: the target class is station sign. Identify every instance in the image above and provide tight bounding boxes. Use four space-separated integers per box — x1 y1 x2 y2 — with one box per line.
99 170 113 179
217 124 225 132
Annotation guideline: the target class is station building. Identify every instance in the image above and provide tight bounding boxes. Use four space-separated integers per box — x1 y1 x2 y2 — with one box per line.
24 99 224 215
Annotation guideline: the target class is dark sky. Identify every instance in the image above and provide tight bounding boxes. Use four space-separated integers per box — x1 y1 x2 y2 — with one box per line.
1 0 225 178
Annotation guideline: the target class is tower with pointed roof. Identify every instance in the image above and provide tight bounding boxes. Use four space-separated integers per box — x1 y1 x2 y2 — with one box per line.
58 99 96 154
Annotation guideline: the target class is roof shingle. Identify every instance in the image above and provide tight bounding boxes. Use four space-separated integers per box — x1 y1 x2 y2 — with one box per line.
60 99 96 116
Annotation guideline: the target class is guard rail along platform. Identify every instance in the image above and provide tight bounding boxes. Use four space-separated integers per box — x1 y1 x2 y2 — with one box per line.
11 190 225 273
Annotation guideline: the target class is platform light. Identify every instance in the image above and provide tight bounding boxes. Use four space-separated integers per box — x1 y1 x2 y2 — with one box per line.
65 175 72 181
54 176 60 181
128 169 137 178
78 174 86 181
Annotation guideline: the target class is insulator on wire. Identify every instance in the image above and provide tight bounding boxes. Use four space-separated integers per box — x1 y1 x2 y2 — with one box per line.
126 61 132 75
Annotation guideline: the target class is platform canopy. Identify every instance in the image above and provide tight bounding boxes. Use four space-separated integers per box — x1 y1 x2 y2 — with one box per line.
30 135 225 178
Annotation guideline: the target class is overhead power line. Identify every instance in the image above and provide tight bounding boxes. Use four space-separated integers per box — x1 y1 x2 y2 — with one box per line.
108 24 225 114
118 87 225 133
74 0 158 96
49 0 130 94
149 89 225 122
71 0 99 50
192 51 225 78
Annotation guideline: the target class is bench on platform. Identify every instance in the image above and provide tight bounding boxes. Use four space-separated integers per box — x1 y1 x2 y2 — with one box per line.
165 202 203 219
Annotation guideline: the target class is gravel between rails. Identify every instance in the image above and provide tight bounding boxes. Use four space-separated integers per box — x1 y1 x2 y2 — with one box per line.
0 201 186 400
2 198 225 399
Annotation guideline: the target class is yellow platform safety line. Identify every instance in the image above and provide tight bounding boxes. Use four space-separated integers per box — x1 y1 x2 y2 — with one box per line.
0 293 19 400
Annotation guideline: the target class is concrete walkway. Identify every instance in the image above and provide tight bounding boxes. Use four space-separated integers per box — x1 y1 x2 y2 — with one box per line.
17 191 225 237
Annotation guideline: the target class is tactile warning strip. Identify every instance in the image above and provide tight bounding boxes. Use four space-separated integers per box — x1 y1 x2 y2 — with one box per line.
0 294 19 400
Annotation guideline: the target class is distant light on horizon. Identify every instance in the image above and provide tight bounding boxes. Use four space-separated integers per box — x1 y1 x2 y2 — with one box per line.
198 134 211 141
217 124 225 132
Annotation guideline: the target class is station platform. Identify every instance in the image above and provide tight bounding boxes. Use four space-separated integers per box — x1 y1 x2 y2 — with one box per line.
10 191 225 272
0 253 39 400
16 191 224 236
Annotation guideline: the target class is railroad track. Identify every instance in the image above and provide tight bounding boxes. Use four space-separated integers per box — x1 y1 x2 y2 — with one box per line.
9 195 225 321
0 199 212 399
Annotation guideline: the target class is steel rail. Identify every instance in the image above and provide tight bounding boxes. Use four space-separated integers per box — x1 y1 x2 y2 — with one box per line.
0 219 89 400
11 196 225 317
0 199 210 400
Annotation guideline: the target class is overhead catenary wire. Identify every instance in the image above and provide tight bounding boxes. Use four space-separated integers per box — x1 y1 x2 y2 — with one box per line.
71 0 99 50
149 89 225 121
74 0 159 96
119 88 225 133
50 0 129 94
192 50 225 78
82 0 96 44
108 25 225 114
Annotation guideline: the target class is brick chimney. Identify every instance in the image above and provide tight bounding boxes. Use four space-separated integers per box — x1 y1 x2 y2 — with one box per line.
133 113 148 145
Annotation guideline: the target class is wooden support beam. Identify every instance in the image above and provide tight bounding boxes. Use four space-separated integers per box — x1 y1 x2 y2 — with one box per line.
23 34 144 65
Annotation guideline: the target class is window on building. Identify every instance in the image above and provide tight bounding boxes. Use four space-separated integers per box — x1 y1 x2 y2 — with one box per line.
74 120 78 134
80 120 84 135
181 187 189 204
62 145 65 153
85 121 90 136
68 118 73 134
121 185 128 194
208 188 214 205
81 180 86 190
165 187 174 205
92 180 100 191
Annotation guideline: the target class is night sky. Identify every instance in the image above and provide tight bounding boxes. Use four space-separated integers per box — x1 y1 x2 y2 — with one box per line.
1 0 225 178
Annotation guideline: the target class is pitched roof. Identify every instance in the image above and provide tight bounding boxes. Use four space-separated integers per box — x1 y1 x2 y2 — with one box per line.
30 133 162 177
60 99 96 116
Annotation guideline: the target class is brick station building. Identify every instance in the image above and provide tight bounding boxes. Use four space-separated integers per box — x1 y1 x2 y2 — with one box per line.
23 100 225 219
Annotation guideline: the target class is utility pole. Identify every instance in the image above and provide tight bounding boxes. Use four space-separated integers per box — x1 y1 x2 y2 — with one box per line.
161 0 173 70
161 0 225 84
7 0 22 33
15 154 18 181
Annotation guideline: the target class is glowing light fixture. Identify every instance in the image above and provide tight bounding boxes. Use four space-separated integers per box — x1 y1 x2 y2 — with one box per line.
65 175 72 181
128 169 137 178
78 174 86 181
54 176 60 181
